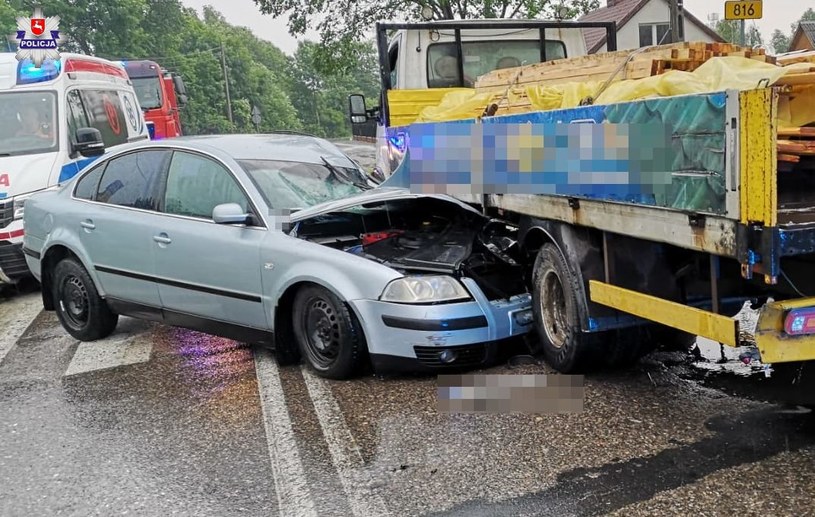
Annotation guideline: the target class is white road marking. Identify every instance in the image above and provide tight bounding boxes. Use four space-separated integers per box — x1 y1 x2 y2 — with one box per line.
63 318 154 377
0 293 43 366
253 351 319 517
301 366 391 517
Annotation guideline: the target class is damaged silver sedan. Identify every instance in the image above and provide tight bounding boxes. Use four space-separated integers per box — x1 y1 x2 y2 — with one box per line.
21 133 532 379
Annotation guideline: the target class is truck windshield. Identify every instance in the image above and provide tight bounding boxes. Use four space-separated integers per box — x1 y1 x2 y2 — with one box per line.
239 159 367 210
131 76 163 110
427 39 566 88
0 91 58 157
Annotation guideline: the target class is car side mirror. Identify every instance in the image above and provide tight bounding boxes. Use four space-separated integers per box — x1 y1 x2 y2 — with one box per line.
349 94 368 124
73 127 105 157
212 203 250 224
177 94 188 107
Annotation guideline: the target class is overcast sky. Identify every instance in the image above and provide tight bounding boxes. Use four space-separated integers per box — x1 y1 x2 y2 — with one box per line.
179 0 813 55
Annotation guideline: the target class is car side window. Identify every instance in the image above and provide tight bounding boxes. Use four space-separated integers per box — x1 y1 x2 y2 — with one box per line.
163 151 250 220
73 162 106 200
95 150 170 210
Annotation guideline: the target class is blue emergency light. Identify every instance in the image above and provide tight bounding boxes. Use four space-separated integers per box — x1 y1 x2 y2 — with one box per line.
16 58 62 85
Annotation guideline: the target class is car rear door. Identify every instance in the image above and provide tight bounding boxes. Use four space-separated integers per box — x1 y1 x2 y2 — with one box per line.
73 149 170 308
152 150 268 330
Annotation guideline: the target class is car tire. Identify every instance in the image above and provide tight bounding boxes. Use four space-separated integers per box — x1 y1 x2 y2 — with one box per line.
531 243 601 373
292 285 366 380
52 257 118 341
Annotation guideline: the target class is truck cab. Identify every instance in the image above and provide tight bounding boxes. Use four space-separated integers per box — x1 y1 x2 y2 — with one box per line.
386 20 587 90
350 20 614 178
122 60 188 139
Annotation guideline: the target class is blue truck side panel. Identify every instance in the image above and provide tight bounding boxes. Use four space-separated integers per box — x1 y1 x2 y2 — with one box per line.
386 91 728 215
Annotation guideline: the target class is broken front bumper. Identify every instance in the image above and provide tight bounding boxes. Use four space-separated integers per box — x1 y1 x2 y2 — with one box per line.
350 278 533 373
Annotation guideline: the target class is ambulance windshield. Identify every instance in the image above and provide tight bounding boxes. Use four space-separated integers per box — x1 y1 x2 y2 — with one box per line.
0 92 58 157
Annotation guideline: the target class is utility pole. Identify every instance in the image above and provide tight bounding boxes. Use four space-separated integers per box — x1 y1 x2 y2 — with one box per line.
740 19 746 46
668 0 684 43
220 41 233 125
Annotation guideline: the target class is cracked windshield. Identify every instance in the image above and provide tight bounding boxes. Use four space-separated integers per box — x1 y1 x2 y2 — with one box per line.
2 0 815 516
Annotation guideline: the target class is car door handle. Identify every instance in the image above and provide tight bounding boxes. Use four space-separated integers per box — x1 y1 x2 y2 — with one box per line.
80 220 95 230
153 234 172 244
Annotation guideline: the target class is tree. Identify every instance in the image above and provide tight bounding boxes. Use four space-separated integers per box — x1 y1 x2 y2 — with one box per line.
250 0 600 74
290 40 380 137
0 2 25 52
771 29 790 54
771 8 815 54
4 0 377 137
715 19 762 46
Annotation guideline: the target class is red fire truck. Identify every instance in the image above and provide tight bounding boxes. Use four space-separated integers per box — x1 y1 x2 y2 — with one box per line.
121 60 187 139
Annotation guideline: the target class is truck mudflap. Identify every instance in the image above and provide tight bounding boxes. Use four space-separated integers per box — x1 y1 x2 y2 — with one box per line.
755 298 815 363
588 279 815 365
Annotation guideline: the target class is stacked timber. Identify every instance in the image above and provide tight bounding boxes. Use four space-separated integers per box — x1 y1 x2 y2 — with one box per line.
777 127 815 165
476 42 775 92
469 42 779 118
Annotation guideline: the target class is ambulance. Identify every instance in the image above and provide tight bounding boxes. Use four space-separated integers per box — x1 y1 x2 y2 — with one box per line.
0 52 148 284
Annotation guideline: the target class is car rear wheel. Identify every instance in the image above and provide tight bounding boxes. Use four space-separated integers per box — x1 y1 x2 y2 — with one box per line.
531 243 601 372
292 285 365 380
52 257 118 341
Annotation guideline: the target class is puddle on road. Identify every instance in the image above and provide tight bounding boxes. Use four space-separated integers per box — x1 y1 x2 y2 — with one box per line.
665 301 815 407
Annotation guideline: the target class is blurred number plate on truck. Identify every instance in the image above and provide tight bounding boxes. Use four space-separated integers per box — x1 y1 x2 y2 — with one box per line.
724 1 762 20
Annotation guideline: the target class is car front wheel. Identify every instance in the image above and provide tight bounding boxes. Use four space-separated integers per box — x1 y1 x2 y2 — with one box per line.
52 257 118 341
292 285 366 380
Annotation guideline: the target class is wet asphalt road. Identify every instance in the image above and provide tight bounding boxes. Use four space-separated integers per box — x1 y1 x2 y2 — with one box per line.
3 140 815 516
2 285 815 517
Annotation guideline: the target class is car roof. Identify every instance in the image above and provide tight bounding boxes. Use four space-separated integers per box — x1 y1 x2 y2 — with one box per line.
166 133 359 167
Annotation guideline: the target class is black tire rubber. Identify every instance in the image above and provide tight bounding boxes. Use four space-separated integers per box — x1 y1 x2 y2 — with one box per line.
292 285 366 380
604 327 654 369
531 243 600 373
52 257 118 341
651 324 697 352
605 324 697 369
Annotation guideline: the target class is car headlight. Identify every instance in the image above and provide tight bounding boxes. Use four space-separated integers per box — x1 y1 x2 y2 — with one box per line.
380 275 471 304
13 194 32 221
13 187 58 221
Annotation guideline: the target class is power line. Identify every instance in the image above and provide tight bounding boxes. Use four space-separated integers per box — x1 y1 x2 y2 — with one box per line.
101 45 222 64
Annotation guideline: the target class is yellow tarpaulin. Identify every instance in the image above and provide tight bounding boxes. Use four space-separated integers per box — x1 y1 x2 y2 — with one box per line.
410 57 815 126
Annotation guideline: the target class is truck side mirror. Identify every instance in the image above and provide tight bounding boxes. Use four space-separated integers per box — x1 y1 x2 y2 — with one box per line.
349 94 368 124
178 94 188 107
73 127 106 157
173 75 187 96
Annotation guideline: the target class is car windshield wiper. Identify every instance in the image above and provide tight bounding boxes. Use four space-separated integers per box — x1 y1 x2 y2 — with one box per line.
321 156 372 190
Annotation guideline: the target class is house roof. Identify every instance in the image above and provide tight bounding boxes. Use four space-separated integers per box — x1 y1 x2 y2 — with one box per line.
792 21 815 48
579 0 725 53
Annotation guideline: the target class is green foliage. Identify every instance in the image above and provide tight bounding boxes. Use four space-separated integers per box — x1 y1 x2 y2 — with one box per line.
6 1 378 138
771 29 790 54
251 0 600 75
715 20 762 47
0 2 25 52
769 8 815 54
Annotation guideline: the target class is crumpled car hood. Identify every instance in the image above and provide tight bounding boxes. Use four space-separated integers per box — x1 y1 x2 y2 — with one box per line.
287 187 482 223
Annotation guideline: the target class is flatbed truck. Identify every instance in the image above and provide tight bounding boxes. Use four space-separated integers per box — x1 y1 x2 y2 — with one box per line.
349 20 815 397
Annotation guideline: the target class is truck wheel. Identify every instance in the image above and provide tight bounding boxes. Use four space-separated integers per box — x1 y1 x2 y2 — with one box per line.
531 243 600 372
52 257 118 341
604 327 653 368
292 285 366 380
605 324 697 368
